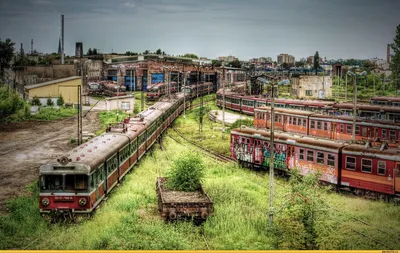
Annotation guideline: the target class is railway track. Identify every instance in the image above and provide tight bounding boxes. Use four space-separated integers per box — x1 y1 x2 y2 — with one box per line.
171 127 235 163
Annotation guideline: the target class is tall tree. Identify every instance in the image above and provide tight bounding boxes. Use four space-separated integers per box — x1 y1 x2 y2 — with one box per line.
0 38 16 80
143 49 150 54
156 48 162 55
228 60 241 68
390 24 400 91
183 53 199 59
87 48 93 55
211 59 222 67
92 48 98 55
314 51 320 75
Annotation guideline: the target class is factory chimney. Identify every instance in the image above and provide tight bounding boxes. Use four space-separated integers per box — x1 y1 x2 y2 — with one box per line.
61 14 64 64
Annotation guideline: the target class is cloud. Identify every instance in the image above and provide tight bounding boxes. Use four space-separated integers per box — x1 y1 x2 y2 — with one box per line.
123 2 136 8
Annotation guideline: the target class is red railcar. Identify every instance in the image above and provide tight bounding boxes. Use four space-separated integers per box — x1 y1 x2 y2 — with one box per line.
231 128 400 199
146 82 178 100
254 106 400 146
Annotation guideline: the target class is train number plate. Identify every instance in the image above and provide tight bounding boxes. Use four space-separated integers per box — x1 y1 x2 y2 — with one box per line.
54 196 74 202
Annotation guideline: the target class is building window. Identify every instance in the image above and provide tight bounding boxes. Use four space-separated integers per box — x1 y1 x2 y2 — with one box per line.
361 159 372 173
317 152 324 164
356 126 360 135
324 122 328 131
346 156 356 170
346 125 352 134
299 149 304 160
382 129 387 139
307 150 314 162
327 154 335 167
121 102 130 110
340 124 344 133
306 90 313 96
311 121 315 129
378 161 386 175
390 130 396 140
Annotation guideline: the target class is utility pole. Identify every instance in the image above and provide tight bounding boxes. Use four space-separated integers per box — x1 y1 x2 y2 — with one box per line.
345 72 348 101
222 66 226 140
352 75 357 141
269 82 275 225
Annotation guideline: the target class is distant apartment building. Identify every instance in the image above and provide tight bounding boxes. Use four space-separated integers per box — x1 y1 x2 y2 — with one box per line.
218 55 238 62
277 54 295 65
307 55 323 65
75 42 83 58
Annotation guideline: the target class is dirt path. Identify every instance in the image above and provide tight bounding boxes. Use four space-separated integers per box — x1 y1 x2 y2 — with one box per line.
0 112 101 212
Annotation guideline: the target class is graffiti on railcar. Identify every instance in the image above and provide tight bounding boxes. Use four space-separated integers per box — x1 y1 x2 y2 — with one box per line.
262 143 287 170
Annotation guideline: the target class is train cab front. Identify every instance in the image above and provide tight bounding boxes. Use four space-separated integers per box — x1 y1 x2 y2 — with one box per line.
39 159 92 217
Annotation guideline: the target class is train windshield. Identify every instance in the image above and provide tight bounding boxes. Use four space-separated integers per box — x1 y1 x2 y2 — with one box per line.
40 174 88 193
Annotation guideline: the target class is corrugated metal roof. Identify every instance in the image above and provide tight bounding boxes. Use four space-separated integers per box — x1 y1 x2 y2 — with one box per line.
25 76 81 90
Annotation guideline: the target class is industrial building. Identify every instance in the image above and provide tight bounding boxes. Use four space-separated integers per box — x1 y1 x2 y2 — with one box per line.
25 76 81 105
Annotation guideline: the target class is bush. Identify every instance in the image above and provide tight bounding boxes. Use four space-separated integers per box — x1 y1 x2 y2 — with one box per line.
31 96 41 106
56 95 64 107
46 98 54 107
166 151 205 192
229 118 254 131
0 86 24 119
70 137 76 144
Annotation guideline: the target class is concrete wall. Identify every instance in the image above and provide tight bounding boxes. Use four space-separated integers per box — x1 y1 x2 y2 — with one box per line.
294 75 332 99
105 95 134 112
27 78 81 103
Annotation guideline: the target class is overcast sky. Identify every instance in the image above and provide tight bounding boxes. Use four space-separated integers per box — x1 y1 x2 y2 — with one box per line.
0 0 399 61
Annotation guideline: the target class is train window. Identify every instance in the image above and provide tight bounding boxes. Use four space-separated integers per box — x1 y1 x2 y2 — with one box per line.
311 121 315 129
40 175 63 191
289 117 292 125
378 161 386 175
340 124 344 133
390 130 396 140
299 149 304 160
327 154 335 167
317 121 322 130
362 127 367 137
346 125 352 134
99 164 104 182
90 174 95 189
293 118 297 125
382 129 387 139
397 164 400 177
355 126 360 135
302 119 306 127
361 159 372 173
307 150 314 162
346 157 356 170
317 152 324 164
324 122 328 131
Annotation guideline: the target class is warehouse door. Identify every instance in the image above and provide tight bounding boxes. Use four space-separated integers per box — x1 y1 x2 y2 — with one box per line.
59 86 78 104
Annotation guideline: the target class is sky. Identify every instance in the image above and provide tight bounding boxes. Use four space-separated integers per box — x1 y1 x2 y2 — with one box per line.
0 0 399 61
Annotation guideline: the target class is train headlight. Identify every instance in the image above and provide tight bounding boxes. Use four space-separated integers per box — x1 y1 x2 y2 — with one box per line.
78 198 87 206
41 198 50 207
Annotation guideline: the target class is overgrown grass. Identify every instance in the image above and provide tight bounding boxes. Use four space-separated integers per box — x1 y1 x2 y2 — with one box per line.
1 110 400 250
29 107 77 121
96 110 130 135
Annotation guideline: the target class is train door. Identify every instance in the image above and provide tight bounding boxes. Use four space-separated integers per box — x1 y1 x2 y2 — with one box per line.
331 123 337 140
287 145 295 169
395 163 400 193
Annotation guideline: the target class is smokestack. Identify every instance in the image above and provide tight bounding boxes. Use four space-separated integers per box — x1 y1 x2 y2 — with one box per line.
31 39 33 54
61 14 64 64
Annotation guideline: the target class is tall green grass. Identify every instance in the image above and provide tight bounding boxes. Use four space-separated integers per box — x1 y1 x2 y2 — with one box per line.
1 112 400 249
30 107 77 121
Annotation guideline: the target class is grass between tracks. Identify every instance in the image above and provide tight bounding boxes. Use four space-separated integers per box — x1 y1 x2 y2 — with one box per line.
1 103 400 250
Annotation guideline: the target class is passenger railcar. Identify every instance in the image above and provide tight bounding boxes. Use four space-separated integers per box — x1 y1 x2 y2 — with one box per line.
254 106 400 145
371 97 400 107
183 82 213 99
216 89 400 120
146 82 178 100
231 128 400 198
101 81 128 97
39 93 188 218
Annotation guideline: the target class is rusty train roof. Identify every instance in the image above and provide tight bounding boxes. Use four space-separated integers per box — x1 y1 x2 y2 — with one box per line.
231 127 400 160
371 96 400 102
254 106 400 128
333 103 400 113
